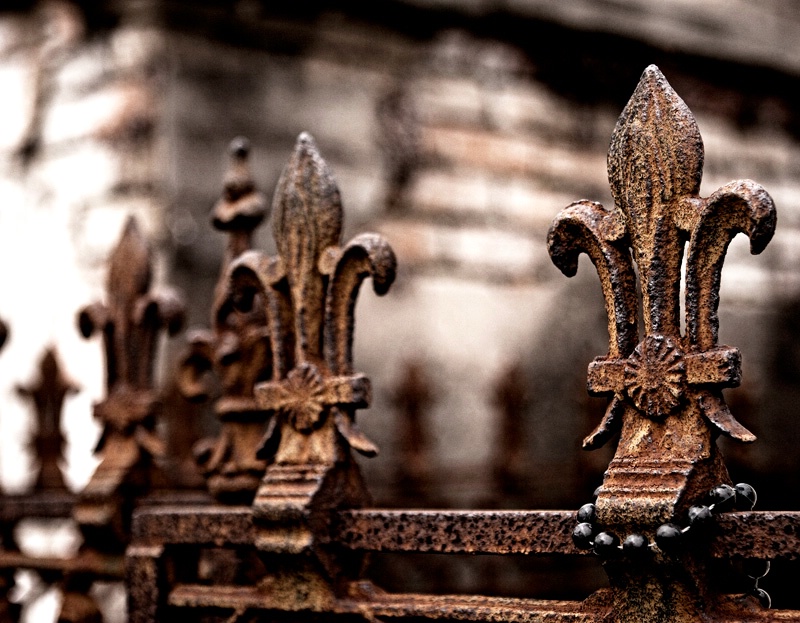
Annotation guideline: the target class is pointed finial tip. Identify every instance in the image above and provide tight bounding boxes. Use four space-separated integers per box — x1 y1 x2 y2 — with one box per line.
640 64 667 84
121 215 144 241
296 131 317 150
124 214 138 229
230 136 250 159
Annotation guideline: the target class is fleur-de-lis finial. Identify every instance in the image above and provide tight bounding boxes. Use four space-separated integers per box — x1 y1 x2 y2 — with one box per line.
177 138 272 503
75 217 184 531
230 132 396 514
548 63 777 623
548 65 776 521
16 348 78 490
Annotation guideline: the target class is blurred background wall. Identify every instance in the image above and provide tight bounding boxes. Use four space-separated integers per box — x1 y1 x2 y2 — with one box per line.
2 0 800 612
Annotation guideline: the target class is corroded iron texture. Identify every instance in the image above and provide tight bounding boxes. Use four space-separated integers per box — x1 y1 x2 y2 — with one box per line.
332 509 582 555
231 132 397 602
228 133 395 509
129 133 397 620
332 509 800 561
548 64 777 622
178 137 271 503
132 506 256 546
125 73 800 623
130 505 800 560
167 585 597 622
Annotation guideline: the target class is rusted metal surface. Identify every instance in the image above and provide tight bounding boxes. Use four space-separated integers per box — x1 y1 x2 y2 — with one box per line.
167 585 596 621
714 512 800 561
331 509 800 560
0 550 124 578
130 505 800 563
230 131 396 605
76 217 184 533
230 132 396 525
0 491 76 521
177 137 271 504
129 133 397 620
547 64 780 622
332 509 581 555
132 506 256 546
118 68 800 622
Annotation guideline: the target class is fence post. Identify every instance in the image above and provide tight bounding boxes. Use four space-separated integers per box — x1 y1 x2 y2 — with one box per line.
67 217 184 621
224 132 398 606
176 137 271 504
548 64 776 622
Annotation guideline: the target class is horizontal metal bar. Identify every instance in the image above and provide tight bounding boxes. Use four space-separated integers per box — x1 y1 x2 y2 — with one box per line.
168 583 594 621
132 506 800 561
334 510 800 560
714 511 800 560
0 550 124 579
168 583 800 621
132 505 256 545
0 492 76 522
0 491 211 525
330 510 582 555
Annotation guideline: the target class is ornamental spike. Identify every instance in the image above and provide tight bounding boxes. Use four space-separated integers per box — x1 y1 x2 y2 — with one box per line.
548 65 776 623
226 134 395 536
177 138 272 504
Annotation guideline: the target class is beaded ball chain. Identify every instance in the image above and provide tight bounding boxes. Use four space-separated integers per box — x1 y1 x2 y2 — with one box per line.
572 483 771 608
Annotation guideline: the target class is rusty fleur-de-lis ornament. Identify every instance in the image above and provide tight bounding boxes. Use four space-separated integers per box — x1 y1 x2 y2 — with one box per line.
229 133 396 601
74 217 184 538
177 138 272 503
548 66 776 621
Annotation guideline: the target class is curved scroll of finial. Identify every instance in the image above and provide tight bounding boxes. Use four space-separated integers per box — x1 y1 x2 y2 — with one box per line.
547 200 638 359
229 250 289 378
607 64 703 336
323 233 397 375
78 302 114 390
548 201 638 451
134 290 185 388
272 133 343 365
685 180 776 351
176 330 215 402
